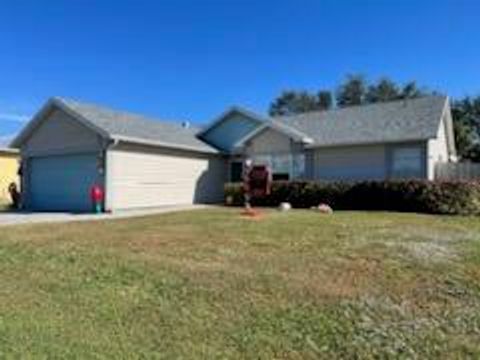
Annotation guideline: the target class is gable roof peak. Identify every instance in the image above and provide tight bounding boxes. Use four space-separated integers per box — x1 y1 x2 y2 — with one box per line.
198 105 269 136
12 97 219 154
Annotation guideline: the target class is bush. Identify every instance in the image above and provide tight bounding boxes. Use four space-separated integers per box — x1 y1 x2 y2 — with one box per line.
224 180 480 215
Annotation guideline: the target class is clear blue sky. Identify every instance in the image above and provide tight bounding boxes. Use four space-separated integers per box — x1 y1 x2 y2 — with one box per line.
0 0 479 138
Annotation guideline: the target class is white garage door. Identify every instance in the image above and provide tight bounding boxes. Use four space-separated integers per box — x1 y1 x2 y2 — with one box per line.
28 153 100 212
107 148 226 210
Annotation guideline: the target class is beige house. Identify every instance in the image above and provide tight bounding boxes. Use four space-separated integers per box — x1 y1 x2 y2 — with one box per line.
11 95 456 212
0 148 19 202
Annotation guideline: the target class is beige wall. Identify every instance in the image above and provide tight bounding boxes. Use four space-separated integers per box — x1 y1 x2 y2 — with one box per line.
244 128 293 156
22 108 102 157
427 113 451 180
106 144 226 210
0 152 19 201
313 144 387 181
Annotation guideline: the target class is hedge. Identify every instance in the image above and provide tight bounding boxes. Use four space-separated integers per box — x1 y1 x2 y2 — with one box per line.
224 180 480 215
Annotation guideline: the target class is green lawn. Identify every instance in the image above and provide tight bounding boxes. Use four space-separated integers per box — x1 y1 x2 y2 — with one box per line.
0 200 10 212
1 209 480 358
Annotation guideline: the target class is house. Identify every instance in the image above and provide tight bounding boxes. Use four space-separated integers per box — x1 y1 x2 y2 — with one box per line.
208 95 457 183
11 95 456 212
0 148 19 202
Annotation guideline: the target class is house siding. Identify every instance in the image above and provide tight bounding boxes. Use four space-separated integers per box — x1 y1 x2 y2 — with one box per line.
385 142 427 179
201 113 260 152
106 143 226 211
22 108 103 157
0 152 19 201
244 128 293 156
312 144 387 181
304 149 315 179
427 113 451 180
241 129 429 181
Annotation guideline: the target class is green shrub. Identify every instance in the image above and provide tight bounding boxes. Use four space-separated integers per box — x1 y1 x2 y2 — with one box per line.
224 180 480 215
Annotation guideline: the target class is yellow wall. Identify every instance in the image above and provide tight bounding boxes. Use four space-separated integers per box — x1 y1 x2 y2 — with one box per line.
0 152 19 202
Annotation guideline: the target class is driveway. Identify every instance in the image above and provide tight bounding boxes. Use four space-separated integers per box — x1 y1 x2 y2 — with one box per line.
0 204 211 227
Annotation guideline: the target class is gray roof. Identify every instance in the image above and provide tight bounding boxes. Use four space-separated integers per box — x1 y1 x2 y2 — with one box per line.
54 97 219 153
12 95 449 155
274 96 448 147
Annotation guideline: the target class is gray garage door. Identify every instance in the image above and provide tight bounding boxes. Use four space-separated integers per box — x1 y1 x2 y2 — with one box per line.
28 154 101 212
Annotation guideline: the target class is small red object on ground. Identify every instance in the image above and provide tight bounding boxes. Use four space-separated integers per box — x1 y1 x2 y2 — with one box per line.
90 185 103 202
90 184 104 213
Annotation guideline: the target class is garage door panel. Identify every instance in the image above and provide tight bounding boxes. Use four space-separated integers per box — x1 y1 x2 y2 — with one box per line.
29 154 100 211
109 149 225 210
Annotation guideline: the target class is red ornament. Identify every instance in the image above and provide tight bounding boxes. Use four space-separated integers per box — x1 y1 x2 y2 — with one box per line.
244 165 272 198
90 184 104 203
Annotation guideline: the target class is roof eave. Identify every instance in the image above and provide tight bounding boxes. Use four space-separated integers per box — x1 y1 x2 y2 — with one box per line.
305 138 433 149
11 97 112 148
111 135 223 155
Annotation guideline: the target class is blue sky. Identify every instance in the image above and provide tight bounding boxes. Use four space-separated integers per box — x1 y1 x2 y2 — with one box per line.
0 0 479 138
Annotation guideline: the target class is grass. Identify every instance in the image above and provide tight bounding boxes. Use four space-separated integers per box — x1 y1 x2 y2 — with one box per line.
0 199 10 212
1 208 480 358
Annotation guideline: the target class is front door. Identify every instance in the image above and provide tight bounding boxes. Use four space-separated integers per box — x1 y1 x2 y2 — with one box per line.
230 161 243 182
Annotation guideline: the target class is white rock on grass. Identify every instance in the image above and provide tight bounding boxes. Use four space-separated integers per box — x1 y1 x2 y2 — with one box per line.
316 203 333 214
279 202 292 211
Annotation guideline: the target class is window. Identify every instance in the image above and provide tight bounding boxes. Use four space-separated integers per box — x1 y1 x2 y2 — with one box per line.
253 155 271 168
271 154 290 174
391 147 423 178
292 154 305 178
230 162 243 182
250 153 305 180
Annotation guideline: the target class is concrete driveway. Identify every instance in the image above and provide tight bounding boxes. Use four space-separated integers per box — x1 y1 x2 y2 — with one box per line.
0 204 211 227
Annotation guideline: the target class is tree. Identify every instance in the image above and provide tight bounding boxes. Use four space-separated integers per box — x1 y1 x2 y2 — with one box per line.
453 119 475 160
365 77 400 103
269 91 320 116
317 90 333 110
451 96 480 161
269 90 329 116
336 74 367 107
400 81 424 99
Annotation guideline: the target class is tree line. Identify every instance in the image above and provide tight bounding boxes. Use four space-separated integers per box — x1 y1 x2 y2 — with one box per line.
268 74 480 162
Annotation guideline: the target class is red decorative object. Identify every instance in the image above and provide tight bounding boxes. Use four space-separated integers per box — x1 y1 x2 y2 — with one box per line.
90 184 104 203
244 165 272 199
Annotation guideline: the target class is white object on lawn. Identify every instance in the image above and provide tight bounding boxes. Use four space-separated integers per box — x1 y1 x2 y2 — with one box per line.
316 203 333 214
279 202 292 211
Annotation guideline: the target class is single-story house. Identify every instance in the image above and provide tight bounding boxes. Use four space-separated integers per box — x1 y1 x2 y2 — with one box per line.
0 148 19 202
11 95 456 212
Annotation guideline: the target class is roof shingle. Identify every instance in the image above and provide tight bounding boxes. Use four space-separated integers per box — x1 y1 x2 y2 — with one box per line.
56 97 220 153
274 95 447 147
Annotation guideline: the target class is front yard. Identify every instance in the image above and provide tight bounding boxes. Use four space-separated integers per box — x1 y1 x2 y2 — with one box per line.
0 200 10 212
1 209 479 358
